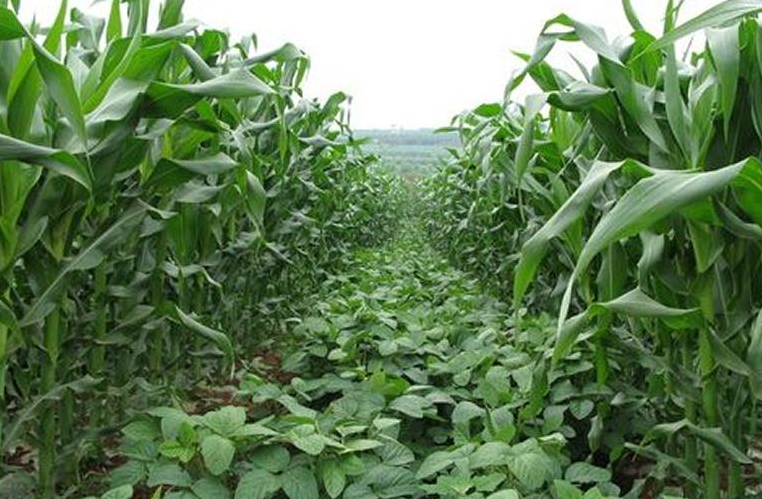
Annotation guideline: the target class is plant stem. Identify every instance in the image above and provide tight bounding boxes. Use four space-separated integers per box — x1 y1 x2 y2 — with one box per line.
193 274 204 379
60 389 76 484
727 385 745 499
39 307 61 499
149 235 167 378
681 332 698 499
699 327 719 499
90 262 107 425
178 270 188 374
56 311 77 486
0 286 8 473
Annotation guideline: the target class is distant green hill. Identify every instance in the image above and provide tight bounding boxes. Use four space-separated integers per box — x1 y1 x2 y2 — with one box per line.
357 129 460 175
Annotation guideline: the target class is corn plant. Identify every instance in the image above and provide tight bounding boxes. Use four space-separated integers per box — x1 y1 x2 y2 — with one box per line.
426 1 762 496
0 0 398 497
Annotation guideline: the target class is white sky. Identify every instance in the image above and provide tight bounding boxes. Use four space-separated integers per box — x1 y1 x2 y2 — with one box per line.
18 0 720 129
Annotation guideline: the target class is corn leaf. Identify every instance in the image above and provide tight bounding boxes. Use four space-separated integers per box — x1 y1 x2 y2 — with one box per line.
20 205 146 326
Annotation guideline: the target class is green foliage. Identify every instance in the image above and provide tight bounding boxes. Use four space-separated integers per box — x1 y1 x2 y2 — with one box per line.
424 1 762 498
92 220 631 499
358 129 459 176
0 0 399 496
4 1 762 499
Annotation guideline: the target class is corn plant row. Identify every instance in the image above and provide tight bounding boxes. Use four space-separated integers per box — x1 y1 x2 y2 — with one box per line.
0 0 400 497
424 1 762 497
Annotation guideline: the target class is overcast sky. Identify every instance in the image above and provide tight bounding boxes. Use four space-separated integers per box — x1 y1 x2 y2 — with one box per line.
19 0 720 129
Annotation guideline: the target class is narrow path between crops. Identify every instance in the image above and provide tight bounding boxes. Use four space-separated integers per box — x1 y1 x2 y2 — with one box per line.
239 218 565 497
280 219 510 384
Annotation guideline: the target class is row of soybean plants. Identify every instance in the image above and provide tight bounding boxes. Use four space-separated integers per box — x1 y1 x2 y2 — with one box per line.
0 0 399 496
424 1 762 498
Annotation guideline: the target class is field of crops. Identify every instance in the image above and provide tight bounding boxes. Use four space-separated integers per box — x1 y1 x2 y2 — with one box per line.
1 0 762 498
357 130 459 176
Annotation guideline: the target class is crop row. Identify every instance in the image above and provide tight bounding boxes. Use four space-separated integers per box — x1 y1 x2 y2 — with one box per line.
424 1 762 497
0 0 399 496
